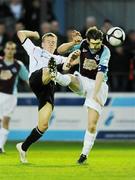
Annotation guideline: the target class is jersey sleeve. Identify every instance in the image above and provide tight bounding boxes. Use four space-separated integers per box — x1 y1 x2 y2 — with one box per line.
53 55 67 64
18 61 29 81
98 46 111 72
22 38 36 56
22 38 44 62
68 44 81 53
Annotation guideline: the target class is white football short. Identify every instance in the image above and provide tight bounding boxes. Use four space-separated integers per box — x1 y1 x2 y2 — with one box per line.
74 71 108 115
0 92 17 119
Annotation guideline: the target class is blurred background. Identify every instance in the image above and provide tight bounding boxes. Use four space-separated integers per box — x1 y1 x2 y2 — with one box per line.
0 0 135 141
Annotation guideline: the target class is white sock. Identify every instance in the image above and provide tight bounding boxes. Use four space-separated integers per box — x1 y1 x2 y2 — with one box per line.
0 128 9 149
56 72 71 86
82 130 97 156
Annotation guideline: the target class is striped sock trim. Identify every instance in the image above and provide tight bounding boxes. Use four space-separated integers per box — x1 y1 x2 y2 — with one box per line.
36 127 44 136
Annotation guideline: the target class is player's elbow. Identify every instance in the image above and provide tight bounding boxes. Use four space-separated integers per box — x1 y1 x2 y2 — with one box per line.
17 30 23 38
17 31 26 43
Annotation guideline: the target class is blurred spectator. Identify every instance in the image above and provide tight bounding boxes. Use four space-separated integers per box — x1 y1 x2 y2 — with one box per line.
64 27 80 74
12 21 29 67
50 20 66 46
0 21 10 56
109 46 129 92
124 30 135 91
8 0 25 21
66 26 76 42
101 19 113 34
0 0 26 33
24 0 41 31
81 16 97 38
101 19 114 51
40 21 51 36
0 1 13 19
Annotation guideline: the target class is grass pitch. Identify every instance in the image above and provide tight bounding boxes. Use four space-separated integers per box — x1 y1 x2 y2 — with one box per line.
0 141 135 180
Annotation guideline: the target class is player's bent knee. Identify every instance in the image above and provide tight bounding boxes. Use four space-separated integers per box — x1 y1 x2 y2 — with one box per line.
38 122 49 132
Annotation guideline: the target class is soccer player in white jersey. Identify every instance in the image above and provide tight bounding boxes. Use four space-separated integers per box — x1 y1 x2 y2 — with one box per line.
50 27 111 164
16 30 77 163
0 41 29 153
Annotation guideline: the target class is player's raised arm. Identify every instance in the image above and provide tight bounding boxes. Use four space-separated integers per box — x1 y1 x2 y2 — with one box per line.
17 30 40 56
57 30 82 54
17 30 40 43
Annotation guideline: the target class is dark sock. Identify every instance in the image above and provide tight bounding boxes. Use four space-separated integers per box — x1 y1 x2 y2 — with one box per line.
22 127 44 151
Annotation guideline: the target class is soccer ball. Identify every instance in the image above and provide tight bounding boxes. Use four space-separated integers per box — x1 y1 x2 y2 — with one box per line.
106 27 126 46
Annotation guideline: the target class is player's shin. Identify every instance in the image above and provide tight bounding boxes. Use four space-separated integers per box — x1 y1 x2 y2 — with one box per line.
82 130 97 156
21 127 44 152
55 72 71 86
0 128 9 151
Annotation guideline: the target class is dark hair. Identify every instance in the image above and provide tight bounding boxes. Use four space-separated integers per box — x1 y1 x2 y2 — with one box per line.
86 26 103 41
103 19 112 24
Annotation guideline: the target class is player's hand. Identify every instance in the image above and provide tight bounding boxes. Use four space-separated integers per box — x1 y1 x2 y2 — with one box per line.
70 50 80 60
68 50 80 65
63 50 80 71
72 30 82 45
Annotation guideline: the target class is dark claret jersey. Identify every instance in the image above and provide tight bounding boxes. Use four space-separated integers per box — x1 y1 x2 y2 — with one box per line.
0 57 29 94
71 40 111 82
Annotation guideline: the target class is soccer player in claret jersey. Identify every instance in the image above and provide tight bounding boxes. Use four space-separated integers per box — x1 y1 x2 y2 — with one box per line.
16 30 78 163
0 41 29 153
49 26 111 164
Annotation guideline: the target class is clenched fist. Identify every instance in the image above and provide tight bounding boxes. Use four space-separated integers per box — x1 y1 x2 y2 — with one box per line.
72 30 82 45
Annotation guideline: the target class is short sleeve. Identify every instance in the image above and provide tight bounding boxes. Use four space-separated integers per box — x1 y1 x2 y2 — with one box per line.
99 46 111 67
52 54 67 65
18 61 29 81
22 38 37 56
68 44 81 53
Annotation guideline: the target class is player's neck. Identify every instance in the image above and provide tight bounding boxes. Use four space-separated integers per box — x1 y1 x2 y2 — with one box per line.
44 47 55 54
4 55 14 62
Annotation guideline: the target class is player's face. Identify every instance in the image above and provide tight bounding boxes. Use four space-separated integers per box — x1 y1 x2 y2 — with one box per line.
88 39 102 53
4 44 16 58
42 36 57 53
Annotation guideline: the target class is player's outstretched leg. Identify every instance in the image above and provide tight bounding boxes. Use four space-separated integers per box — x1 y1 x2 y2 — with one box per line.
16 142 28 163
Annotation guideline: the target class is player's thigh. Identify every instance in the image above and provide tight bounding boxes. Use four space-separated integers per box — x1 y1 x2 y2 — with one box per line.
38 102 53 126
42 68 51 85
68 75 81 92
87 108 99 127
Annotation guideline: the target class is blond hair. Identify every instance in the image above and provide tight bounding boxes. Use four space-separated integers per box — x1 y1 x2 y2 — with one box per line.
42 32 57 41
5 41 16 48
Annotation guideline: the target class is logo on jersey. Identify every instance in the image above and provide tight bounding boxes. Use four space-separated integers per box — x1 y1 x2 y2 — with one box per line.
83 58 98 71
11 67 17 73
95 55 100 61
82 48 88 52
0 70 13 80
